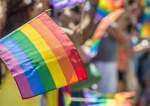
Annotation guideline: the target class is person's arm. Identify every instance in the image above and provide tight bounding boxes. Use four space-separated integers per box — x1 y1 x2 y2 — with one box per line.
79 0 98 31
73 0 98 44
109 9 135 44
28 0 50 19
108 22 129 45
133 40 150 53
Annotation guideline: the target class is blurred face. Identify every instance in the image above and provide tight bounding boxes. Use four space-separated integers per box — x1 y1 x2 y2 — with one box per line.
127 1 142 24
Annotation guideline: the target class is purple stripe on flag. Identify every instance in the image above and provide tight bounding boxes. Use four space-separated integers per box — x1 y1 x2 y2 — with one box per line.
0 44 33 98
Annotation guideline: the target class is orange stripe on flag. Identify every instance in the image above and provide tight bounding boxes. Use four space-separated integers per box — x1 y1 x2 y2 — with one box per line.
20 24 67 88
30 19 78 84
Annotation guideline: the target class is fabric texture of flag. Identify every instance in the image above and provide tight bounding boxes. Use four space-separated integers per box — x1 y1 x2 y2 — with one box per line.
95 0 124 22
51 0 85 10
0 12 87 99
0 67 42 106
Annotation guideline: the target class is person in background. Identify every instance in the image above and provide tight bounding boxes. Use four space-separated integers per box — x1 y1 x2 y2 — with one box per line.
58 0 98 45
93 11 129 94
123 0 141 93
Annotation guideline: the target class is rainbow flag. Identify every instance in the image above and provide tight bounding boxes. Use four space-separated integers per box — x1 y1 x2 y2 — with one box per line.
141 0 150 7
82 9 124 58
0 12 87 99
95 0 124 21
52 0 85 10
83 91 135 106
141 22 150 38
141 8 150 23
140 8 150 38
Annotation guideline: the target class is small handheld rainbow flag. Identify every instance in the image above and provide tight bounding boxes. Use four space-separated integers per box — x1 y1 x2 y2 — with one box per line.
0 12 87 99
83 91 135 106
141 0 150 7
141 22 150 38
82 9 124 58
140 8 150 38
95 0 124 21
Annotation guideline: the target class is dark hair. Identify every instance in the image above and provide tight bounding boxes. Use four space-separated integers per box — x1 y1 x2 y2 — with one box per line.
7 0 34 16
71 6 80 13
128 0 135 5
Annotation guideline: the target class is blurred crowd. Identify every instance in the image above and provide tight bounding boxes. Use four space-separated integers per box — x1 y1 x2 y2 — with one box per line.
0 0 150 106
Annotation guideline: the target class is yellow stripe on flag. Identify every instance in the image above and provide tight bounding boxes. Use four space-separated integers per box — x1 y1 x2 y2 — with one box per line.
20 24 67 88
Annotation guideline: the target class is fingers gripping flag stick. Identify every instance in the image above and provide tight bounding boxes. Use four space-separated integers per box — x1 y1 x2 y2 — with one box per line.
0 12 87 99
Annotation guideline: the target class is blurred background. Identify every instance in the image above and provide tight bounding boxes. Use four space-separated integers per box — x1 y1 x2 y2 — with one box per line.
0 0 150 106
